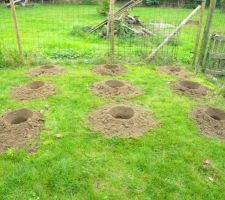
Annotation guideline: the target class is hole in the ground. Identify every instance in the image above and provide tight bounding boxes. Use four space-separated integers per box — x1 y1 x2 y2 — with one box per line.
170 67 181 72
180 80 200 89
4 109 33 125
41 65 55 69
104 64 119 70
206 107 225 121
27 81 45 90
105 80 125 88
109 106 134 119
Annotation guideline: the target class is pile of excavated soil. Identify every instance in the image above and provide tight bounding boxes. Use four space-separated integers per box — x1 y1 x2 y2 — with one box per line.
0 108 44 153
91 80 142 98
28 64 66 77
12 80 57 100
157 66 190 78
92 64 128 76
88 103 157 137
193 106 225 139
170 80 209 97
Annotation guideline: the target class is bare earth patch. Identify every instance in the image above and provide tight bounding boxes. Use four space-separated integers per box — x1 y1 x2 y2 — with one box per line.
157 66 190 78
28 64 66 77
170 80 210 97
88 103 157 137
92 64 128 76
193 106 225 139
91 80 142 98
12 80 57 100
0 108 44 153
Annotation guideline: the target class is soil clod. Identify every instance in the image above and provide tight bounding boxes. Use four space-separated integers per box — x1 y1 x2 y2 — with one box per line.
12 80 57 100
92 64 128 76
170 80 209 97
28 65 66 77
193 106 225 139
88 103 157 137
0 108 44 153
91 80 142 98
157 66 190 78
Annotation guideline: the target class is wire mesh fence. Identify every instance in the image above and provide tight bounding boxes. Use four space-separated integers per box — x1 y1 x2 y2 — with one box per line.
0 1 224 67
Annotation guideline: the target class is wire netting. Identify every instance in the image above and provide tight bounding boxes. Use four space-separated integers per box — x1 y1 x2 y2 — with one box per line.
0 1 224 66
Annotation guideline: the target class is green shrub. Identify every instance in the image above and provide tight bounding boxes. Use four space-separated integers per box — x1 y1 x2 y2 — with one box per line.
97 0 109 16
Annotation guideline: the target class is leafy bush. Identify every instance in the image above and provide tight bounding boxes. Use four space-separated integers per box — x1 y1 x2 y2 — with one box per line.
50 49 82 60
97 0 109 16
0 49 24 68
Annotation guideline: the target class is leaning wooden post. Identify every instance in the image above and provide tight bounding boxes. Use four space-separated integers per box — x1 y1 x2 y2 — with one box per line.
9 0 23 56
192 0 206 69
198 0 217 68
109 0 115 64
145 5 201 63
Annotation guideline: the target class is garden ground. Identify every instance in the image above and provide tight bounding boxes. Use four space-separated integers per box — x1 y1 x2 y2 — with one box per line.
0 4 225 200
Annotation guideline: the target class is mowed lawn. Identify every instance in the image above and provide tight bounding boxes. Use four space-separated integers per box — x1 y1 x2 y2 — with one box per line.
0 4 225 200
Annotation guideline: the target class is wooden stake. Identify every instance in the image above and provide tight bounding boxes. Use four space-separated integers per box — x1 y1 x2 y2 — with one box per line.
9 0 23 56
192 0 206 69
109 0 115 64
198 0 217 67
145 5 201 62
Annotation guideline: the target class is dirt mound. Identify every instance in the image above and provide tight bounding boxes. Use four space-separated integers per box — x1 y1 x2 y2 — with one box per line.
91 80 142 98
12 80 57 100
193 106 225 139
92 64 128 76
88 103 157 137
0 108 44 153
157 66 190 78
28 65 66 77
170 80 209 97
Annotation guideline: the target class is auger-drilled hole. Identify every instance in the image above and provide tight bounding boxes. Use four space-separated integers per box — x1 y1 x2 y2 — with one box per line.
206 107 225 121
104 64 119 70
27 81 45 90
105 80 125 88
4 109 33 125
109 106 134 119
170 67 181 72
180 80 200 89
41 65 55 69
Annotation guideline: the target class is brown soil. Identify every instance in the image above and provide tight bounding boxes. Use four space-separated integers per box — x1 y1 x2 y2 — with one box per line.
12 80 57 100
92 64 128 76
0 108 44 153
88 103 157 137
193 106 225 139
170 80 209 97
157 66 190 78
28 64 66 77
91 80 142 98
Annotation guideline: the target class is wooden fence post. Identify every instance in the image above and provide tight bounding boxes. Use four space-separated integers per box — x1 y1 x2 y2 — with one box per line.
109 0 115 64
198 0 217 68
192 0 206 69
9 0 23 57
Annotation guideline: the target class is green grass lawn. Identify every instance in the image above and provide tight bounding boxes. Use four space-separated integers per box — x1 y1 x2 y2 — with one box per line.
0 4 225 200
